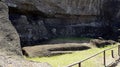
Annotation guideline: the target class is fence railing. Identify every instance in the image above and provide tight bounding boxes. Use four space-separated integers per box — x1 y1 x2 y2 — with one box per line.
66 45 120 67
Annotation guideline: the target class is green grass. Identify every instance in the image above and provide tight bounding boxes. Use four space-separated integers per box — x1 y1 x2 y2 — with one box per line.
26 44 119 67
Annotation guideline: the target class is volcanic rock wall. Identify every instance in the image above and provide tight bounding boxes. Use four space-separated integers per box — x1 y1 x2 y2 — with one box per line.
5 0 102 15
3 0 120 46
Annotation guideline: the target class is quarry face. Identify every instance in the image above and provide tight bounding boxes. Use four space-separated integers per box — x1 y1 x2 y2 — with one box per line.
3 0 120 46
0 0 120 66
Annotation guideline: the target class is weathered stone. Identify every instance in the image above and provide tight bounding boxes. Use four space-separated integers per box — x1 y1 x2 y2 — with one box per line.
4 0 102 15
23 43 91 57
0 2 52 66
90 39 117 47
0 1 22 57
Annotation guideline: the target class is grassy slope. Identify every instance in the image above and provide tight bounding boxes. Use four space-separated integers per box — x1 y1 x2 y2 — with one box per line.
26 44 119 67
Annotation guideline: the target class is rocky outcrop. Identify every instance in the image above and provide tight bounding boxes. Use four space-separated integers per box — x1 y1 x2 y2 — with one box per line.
2 0 120 46
0 1 52 66
0 1 22 57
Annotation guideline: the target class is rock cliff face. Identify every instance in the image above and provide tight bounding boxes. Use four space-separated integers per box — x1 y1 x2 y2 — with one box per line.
0 1 22 56
5 0 102 15
3 0 120 46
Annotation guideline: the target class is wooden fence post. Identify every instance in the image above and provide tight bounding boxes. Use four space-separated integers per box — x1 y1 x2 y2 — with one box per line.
111 50 114 58
78 63 81 67
103 50 106 66
118 45 120 56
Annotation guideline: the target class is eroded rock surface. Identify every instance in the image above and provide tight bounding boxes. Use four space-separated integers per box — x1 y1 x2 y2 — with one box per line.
5 0 102 15
23 43 91 57
0 1 51 67
2 0 120 46
0 1 22 57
